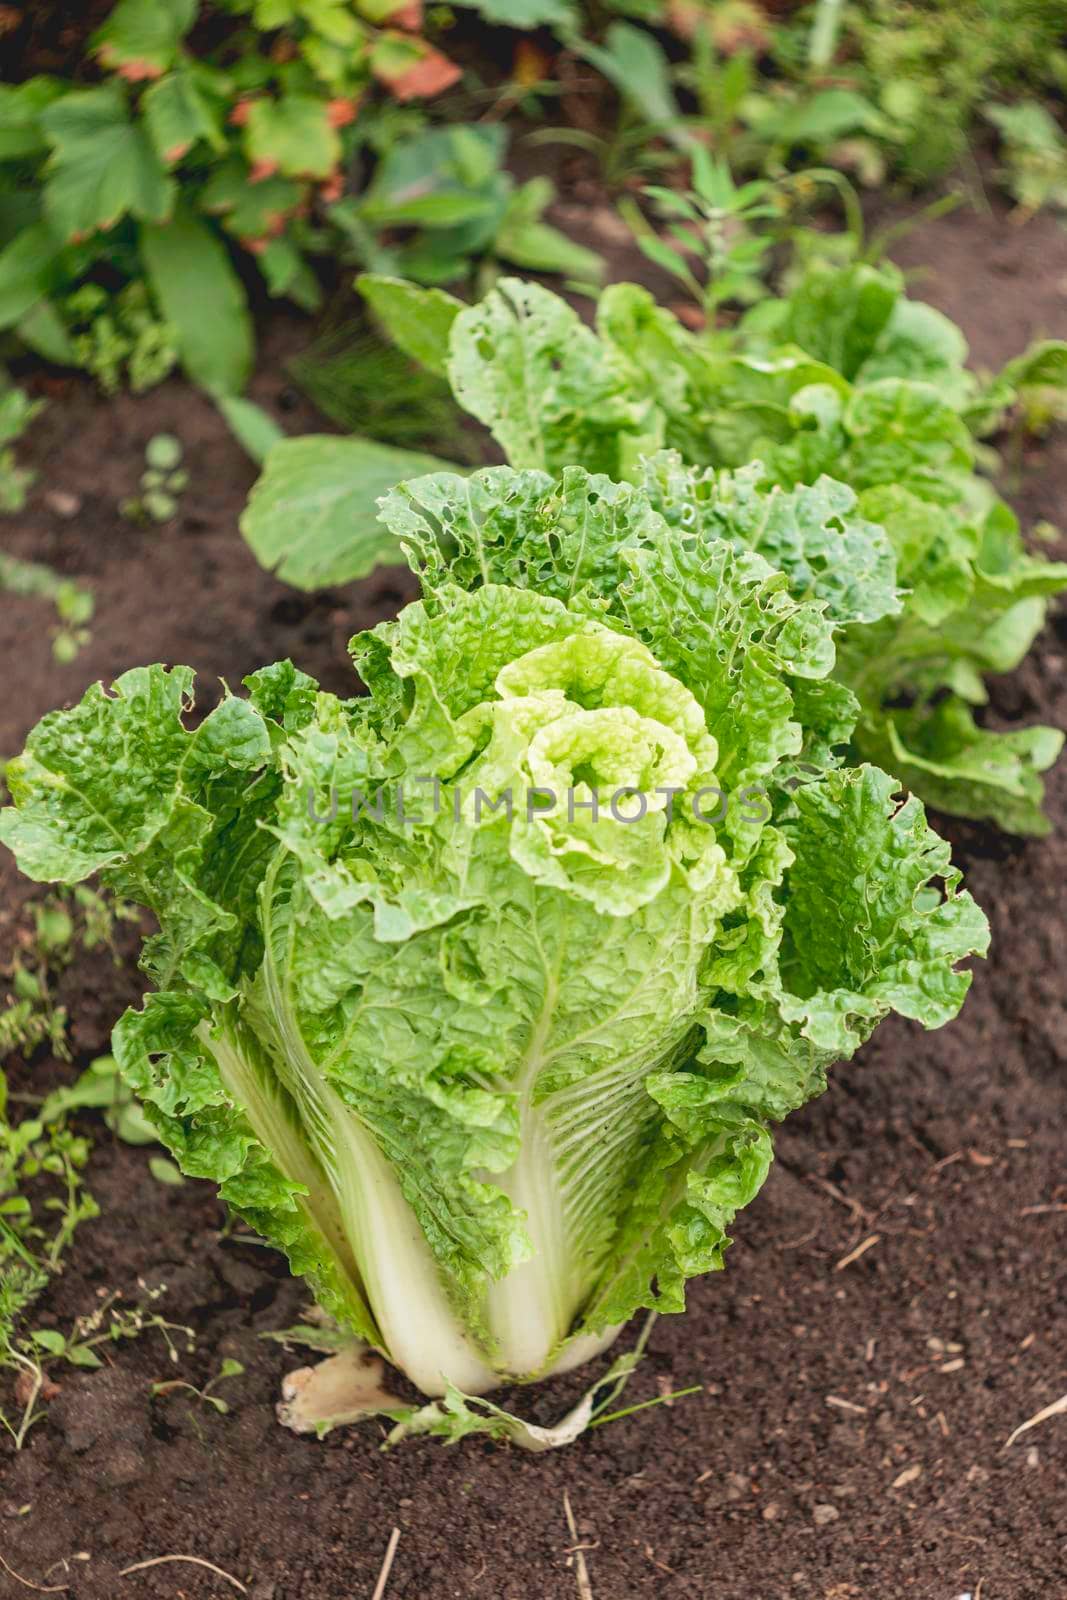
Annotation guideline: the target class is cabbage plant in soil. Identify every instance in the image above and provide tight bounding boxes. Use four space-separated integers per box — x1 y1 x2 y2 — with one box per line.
0 465 988 1446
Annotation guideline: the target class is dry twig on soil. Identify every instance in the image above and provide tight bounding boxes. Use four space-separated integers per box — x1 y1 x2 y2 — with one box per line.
835 1234 881 1271
562 1491 594 1600
1005 1391 1067 1448
370 1527 401 1600
118 1554 247 1592
0 1553 70 1593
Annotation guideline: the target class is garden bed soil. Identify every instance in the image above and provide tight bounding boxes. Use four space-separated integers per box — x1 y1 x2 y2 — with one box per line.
1 196 1066 1600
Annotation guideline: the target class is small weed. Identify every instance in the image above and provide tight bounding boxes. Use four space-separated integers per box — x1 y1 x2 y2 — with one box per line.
1 1282 197 1449
0 888 171 1444
121 435 188 524
0 385 44 514
0 552 94 663
0 888 134 1062
62 281 179 397
152 1356 245 1416
987 100 1067 218
626 153 862 328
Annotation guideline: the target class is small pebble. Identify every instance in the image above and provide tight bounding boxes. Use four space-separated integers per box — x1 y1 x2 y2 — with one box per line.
44 489 81 518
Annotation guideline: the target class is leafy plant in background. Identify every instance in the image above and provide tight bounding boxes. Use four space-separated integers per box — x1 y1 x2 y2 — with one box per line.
236 160 829 586
329 122 602 289
243 256 1067 835
986 100 1067 217
579 3 1067 210
0 454 987 1444
1 899 77 1064
754 0 1067 191
0 0 596 401
541 0 1067 209
3 0 1059 415
525 18 701 191
623 151 863 326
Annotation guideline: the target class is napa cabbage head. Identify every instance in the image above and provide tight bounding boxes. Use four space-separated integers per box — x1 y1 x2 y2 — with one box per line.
0 465 988 1418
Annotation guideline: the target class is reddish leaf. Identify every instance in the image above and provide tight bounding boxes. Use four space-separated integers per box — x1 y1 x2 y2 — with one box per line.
249 157 280 182
372 38 461 102
108 55 165 81
326 98 360 128
388 0 423 30
243 94 340 179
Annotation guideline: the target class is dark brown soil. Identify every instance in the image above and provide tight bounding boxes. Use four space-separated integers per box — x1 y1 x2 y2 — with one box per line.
2 197 1066 1600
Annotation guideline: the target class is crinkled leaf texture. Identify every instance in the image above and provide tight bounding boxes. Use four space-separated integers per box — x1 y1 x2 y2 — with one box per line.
431 271 1067 833
0 478 987 1424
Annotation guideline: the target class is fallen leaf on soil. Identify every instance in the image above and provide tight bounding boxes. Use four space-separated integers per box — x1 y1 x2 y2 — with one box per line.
277 1342 406 1435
